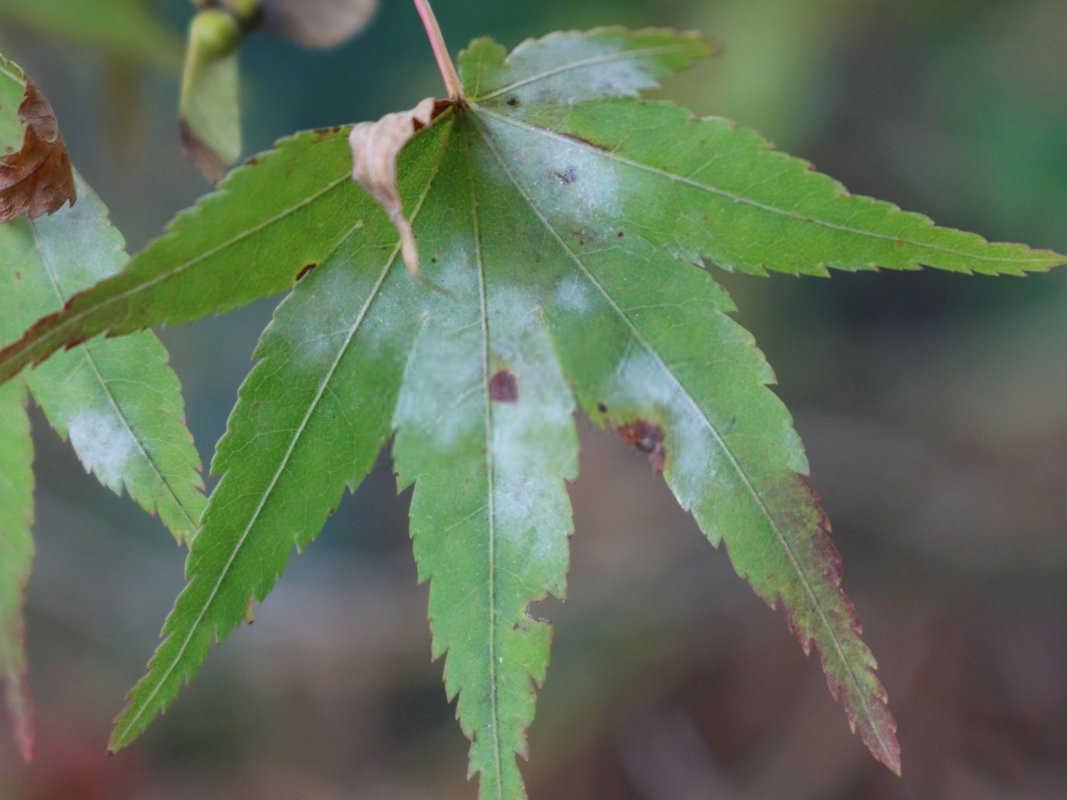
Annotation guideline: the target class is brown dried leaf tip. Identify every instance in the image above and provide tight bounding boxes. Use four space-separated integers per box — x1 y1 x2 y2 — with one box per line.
0 78 76 223
349 97 437 276
618 419 667 473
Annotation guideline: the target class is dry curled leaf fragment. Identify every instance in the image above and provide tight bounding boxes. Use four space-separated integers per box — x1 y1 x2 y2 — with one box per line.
0 78 76 223
348 96 436 276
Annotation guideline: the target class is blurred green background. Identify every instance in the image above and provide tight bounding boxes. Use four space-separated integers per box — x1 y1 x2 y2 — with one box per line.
2 1 1067 797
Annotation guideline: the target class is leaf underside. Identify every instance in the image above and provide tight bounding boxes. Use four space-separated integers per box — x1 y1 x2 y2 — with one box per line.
2 26 1060 797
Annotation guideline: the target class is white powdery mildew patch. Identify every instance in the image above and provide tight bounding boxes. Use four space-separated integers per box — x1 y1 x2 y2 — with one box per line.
356 240 472 359
488 119 622 223
506 34 660 105
608 350 720 510
275 260 369 371
33 175 126 288
553 274 593 315
68 409 136 490
393 253 482 449
489 291 575 568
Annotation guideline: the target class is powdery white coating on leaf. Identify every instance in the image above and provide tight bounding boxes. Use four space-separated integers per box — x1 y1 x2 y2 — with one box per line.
31 179 126 286
349 97 437 275
489 294 574 572
480 115 622 224
463 27 715 106
67 409 135 490
553 274 592 314
392 256 483 449
281 260 371 370
6 173 207 545
606 350 720 507
505 40 657 105
68 25 1067 789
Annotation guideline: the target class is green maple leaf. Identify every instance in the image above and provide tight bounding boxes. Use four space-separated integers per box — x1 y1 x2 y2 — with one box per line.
0 55 206 757
0 173 208 542
0 27 1064 796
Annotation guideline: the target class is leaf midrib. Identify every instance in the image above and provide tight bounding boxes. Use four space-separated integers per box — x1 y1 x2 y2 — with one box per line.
464 125 506 797
474 105 1057 269
471 111 898 767
111 122 455 748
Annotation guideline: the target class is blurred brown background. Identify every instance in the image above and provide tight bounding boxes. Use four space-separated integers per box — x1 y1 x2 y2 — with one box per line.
1 0 1066 797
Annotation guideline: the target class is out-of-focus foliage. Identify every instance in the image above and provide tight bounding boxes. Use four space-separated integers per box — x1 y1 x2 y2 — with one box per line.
180 0 379 181
0 0 182 68
179 9 241 182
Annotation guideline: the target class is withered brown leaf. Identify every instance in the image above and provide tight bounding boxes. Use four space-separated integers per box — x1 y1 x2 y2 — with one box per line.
0 78 76 223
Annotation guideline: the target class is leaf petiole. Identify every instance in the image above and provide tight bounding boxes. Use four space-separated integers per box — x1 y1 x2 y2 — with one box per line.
413 0 463 102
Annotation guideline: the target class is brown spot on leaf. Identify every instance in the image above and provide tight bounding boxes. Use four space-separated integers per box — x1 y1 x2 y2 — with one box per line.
618 419 666 473
506 96 520 107
596 402 607 414
244 156 259 166
314 125 344 139
295 262 318 282
489 370 519 403
0 77 76 222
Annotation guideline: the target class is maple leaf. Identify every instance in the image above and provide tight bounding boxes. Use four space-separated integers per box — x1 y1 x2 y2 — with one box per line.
0 56 76 223
0 54 206 757
0 171 207 758
0 26 1064 798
